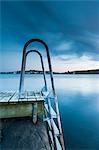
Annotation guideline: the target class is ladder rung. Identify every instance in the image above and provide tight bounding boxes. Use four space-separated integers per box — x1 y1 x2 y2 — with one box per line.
47 119 59 135
55 136 62 150
44 104 57 118
49 131 55 149
49 130 53 143
49 131 62 150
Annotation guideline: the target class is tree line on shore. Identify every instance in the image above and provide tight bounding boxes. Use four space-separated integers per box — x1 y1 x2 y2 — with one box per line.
0 69 99 74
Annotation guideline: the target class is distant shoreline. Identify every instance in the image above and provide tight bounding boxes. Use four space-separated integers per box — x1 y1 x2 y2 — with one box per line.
0 69 99 74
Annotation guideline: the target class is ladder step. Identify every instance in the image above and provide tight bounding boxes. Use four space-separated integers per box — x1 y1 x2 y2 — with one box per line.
49 130 54 144
55 136 62 150
47 119 59 135
44 104 57 118
49 131 62 150
49 131 55 149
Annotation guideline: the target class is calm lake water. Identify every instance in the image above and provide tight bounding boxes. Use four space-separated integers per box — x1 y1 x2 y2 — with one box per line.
0 74 99 149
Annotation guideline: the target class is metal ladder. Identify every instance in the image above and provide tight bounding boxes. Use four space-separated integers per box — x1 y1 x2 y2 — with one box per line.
19 39 65 150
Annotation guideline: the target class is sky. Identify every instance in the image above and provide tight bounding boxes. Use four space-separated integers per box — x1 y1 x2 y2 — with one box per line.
0 0 99 72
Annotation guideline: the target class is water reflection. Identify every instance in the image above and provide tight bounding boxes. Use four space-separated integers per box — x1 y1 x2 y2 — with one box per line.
0 74 99 149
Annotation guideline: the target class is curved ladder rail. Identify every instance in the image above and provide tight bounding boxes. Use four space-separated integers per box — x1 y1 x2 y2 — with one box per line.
19 49 47 94
19 39 65 150
26 50 47 92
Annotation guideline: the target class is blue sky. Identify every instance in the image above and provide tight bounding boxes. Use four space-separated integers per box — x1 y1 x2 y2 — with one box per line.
0 0 99 72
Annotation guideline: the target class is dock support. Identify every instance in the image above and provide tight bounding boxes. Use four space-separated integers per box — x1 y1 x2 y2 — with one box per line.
32 103 38 124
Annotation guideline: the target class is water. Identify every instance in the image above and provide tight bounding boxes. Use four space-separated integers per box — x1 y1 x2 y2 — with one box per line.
0 74 99 149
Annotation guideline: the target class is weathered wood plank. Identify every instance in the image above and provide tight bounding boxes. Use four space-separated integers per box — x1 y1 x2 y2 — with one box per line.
0 102 44 119
0 95 5 100
0 92 15 103
19 98 28 102
19 91 27 99
9 92 19 103
0 91 44 103
35 93 44 101
0 92 8 100
0 92 7 96
18 91 28 102
27 91 36 101
37 96 44 101
27 91 44 101
0 92 4 97
0 103 33 118
27 98 36 102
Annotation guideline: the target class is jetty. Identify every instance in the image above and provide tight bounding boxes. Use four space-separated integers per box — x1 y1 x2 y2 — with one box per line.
0 39 65 150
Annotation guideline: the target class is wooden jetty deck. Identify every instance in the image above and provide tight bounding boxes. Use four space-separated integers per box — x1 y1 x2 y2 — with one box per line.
0 91 44 120
0 91 44 103
0 91 51 150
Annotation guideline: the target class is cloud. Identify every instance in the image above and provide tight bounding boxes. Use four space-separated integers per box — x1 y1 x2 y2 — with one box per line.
58 54 78 61
55 41 74 51
1 1 99 71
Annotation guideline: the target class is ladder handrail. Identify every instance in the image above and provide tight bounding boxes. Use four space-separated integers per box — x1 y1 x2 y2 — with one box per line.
19 38 65 150
19 38 55 95
26 50 47 91
19 49 47 95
